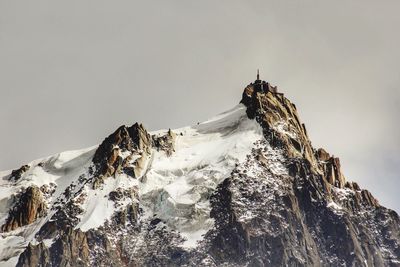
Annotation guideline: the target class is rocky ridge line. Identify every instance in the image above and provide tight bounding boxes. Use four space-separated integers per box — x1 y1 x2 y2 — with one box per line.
2 80 399 267
10 123 176 266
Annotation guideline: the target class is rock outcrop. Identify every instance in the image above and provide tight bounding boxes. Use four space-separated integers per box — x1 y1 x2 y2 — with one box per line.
1 186 47 232
206 85 398 266
92 123 152 178
152 129 176 156
1 78 399 267
90 122 154 191
16 242 50 267
17 228 90 267
8 165 30 181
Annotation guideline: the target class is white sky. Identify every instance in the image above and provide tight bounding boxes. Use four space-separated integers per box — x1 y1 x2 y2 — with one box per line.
0 0 399 212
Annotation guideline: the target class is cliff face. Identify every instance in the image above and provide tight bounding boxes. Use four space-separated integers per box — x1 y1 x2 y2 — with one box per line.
0 81 399 267
203 86 399 266
1 186 47 232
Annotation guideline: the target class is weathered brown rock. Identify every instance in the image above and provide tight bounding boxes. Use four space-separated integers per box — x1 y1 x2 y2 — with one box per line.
360 189 379 207
51 228 90 267
17 242 50 267
352 182 361 191
127 122 152 153
242 85 353 191
209 86 398 266
323 157 345 188
92 126 130 177
8 80 399 267
315 148 330 162
1 186 47 232
17 228 90 267
92 123 153 184
241 86 318 173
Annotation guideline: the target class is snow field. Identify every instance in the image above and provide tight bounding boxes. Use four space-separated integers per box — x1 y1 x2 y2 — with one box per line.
141 104 264 248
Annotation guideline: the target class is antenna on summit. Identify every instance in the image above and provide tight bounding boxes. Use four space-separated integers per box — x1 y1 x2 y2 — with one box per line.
257 69 260 80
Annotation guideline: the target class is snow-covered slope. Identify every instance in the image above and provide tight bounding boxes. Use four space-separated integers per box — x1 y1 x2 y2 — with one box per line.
0 104 263 265
0 146 96 265
1 82 399 267
141 105 263 247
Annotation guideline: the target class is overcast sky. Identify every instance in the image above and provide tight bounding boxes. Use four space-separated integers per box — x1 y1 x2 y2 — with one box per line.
0 1 399 212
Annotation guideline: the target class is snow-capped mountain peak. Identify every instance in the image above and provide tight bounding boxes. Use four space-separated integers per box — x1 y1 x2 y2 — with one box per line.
1 79 399 266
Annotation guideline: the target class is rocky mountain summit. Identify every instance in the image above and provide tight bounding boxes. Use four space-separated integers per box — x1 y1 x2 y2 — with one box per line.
0 78 399 267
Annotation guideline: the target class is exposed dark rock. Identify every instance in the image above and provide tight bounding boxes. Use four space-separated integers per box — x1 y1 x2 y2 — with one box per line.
315 148 330 162
8 80 400 267
92 123 152 186
152 129 176 156
122 166 135 177
108 187 137 202
18 228 91 267
238 84 399 266
112 203 139 225
1 186 47 232
8 165 30 181
17 242 50 267
49 228 90 267
322 157 346 188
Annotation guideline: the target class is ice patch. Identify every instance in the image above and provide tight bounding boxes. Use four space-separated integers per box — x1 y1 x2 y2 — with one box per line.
272 120 298 139
142 104 264 248
76 173 138 232
327 201 343 213
332 187 354 202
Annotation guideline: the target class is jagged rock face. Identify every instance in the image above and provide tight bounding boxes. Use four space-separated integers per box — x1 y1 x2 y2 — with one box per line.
1 186 47 232
16 243 50 267
0 122 181 266
241 86 316 170
92 123 152 179
8 165 30 182
242 87 368 195
152 129 176 156
18 228 90 267
1 82 399 267
232 88 399 266
205 145 399 266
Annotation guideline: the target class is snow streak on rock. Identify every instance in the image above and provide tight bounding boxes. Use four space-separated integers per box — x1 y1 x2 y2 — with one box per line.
0 146 96 265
